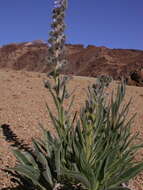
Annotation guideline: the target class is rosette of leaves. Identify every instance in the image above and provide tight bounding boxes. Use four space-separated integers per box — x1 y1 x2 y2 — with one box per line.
62 78 143 190
10 133 62 190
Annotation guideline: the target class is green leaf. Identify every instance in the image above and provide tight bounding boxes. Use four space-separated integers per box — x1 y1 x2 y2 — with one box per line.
55 143 62 178
42 167 54 188
8 165 47 189
22 151 39 169
121 162 143 179
12 149 31 166
66 95 75 114
111 163 143 187
33 139 54 188
33 140 47 167
62 168 91 188
45 103 62 137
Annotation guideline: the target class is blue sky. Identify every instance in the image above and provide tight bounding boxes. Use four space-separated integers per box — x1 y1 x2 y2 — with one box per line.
0 0 143 50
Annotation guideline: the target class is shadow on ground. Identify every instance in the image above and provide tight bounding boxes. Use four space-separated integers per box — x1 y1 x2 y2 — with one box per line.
1 169 35 190
1 124 32 153
1 124 35 190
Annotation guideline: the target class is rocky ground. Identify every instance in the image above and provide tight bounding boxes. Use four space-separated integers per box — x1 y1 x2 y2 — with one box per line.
0 68 143 189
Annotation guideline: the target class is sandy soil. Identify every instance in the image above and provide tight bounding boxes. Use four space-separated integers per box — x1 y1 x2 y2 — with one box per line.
0 68 143 190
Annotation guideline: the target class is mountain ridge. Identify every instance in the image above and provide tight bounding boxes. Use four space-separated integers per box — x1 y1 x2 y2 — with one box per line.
0 41 143 86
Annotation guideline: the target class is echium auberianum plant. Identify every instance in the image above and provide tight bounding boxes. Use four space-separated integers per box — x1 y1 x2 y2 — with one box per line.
62 77 143 190
9 0 75 190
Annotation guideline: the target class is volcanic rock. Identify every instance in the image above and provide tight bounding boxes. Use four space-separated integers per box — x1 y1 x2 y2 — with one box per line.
0 42 143 86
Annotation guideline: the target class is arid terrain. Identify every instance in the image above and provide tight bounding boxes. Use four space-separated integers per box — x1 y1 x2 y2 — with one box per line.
0 41 143 86
0 68 143 190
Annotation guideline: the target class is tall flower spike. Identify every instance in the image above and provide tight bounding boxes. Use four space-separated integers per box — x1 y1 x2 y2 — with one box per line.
47 0 68 75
